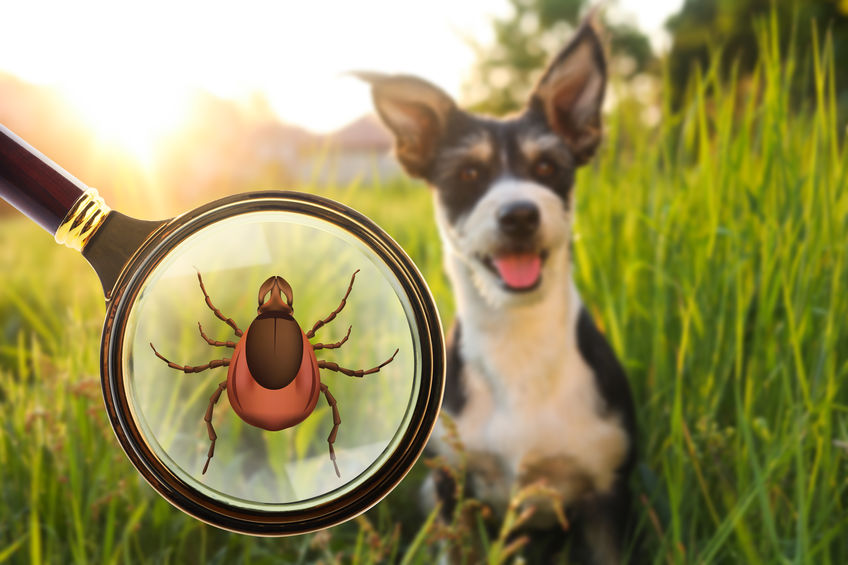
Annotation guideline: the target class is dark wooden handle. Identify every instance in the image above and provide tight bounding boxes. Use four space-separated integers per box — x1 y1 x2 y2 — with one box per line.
0 124 87 234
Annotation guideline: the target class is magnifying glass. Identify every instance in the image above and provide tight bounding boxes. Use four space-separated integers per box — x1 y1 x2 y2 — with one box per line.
0 124 444 535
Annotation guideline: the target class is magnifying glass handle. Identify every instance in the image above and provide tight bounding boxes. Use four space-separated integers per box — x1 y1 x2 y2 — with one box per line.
0 124 88 234
1 123 164 299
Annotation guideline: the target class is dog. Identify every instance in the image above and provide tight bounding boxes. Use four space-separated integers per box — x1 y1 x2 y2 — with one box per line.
358 19 637 564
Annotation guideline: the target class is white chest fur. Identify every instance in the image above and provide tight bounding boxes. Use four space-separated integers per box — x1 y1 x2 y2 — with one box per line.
436 252 629 513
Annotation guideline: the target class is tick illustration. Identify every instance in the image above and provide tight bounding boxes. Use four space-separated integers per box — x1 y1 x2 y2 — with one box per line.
150 270 398 477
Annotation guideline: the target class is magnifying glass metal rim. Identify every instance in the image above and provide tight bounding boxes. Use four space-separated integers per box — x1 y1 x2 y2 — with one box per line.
99 190 445 535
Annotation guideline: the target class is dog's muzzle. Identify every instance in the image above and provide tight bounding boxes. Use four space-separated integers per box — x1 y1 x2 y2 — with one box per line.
478 200 547 292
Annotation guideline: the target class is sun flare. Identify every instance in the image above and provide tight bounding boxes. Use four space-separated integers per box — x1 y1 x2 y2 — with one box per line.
62 84 191 168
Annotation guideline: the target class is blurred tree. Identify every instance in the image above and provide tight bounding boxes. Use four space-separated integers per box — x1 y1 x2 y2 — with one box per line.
666 0 848 110
464 0 654 115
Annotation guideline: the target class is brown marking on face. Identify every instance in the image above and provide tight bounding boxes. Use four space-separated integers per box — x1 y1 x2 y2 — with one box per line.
518 131 565 164
440 131 495 167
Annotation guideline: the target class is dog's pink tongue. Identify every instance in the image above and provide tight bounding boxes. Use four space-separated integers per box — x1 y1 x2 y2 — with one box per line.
492 254 542 289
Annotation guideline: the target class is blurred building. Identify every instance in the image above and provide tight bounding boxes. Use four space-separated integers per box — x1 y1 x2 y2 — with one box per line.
304 114 398 187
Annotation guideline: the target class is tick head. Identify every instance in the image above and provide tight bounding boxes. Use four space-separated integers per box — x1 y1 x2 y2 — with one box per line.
257 275 294 316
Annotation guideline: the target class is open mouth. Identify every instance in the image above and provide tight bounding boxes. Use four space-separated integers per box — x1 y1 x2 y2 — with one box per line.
481 250 548 292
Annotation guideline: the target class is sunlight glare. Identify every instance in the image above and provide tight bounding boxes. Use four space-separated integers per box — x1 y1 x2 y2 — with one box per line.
61 83 191 169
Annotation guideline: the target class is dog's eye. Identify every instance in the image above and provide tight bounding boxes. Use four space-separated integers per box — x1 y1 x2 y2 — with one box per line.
533 159 557 180
458 165 481 183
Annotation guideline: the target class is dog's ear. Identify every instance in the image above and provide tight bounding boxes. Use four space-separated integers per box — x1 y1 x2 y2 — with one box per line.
354 72 456 178
529 19 606 165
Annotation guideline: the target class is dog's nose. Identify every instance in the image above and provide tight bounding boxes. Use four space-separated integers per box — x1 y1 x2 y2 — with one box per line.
497 201 540 237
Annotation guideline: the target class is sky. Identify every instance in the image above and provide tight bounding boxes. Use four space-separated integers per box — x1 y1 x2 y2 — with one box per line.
0 0 682 160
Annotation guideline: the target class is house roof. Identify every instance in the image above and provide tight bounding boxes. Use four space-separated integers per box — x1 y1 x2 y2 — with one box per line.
325 114 392 151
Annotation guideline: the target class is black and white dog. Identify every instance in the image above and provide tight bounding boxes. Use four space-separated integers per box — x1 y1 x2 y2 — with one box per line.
359 20 637 564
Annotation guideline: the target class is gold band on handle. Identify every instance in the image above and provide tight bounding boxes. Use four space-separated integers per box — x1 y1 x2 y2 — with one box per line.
54 188 111 252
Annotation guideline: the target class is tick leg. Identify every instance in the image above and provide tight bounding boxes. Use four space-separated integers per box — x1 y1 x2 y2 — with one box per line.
312 326 352 351
320 382 341 478
318 348 399 378
197 271 243 337
306 269 359 339
198 323 237 348
203 380 228 475
150 343 230 373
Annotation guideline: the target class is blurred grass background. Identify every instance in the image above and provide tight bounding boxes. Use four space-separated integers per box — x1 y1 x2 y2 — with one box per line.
1 9 848 565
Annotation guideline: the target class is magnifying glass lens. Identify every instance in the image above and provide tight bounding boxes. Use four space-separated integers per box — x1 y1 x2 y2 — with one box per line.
124 209 420 512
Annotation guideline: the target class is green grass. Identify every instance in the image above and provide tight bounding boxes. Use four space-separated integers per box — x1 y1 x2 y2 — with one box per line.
1 17 847 564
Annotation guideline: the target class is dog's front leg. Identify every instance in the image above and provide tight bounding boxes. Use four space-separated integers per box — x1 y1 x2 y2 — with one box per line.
576 479 634 565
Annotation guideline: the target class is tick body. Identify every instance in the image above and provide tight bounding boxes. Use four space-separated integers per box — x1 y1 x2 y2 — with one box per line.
150 270 399 477
228 322 320 431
